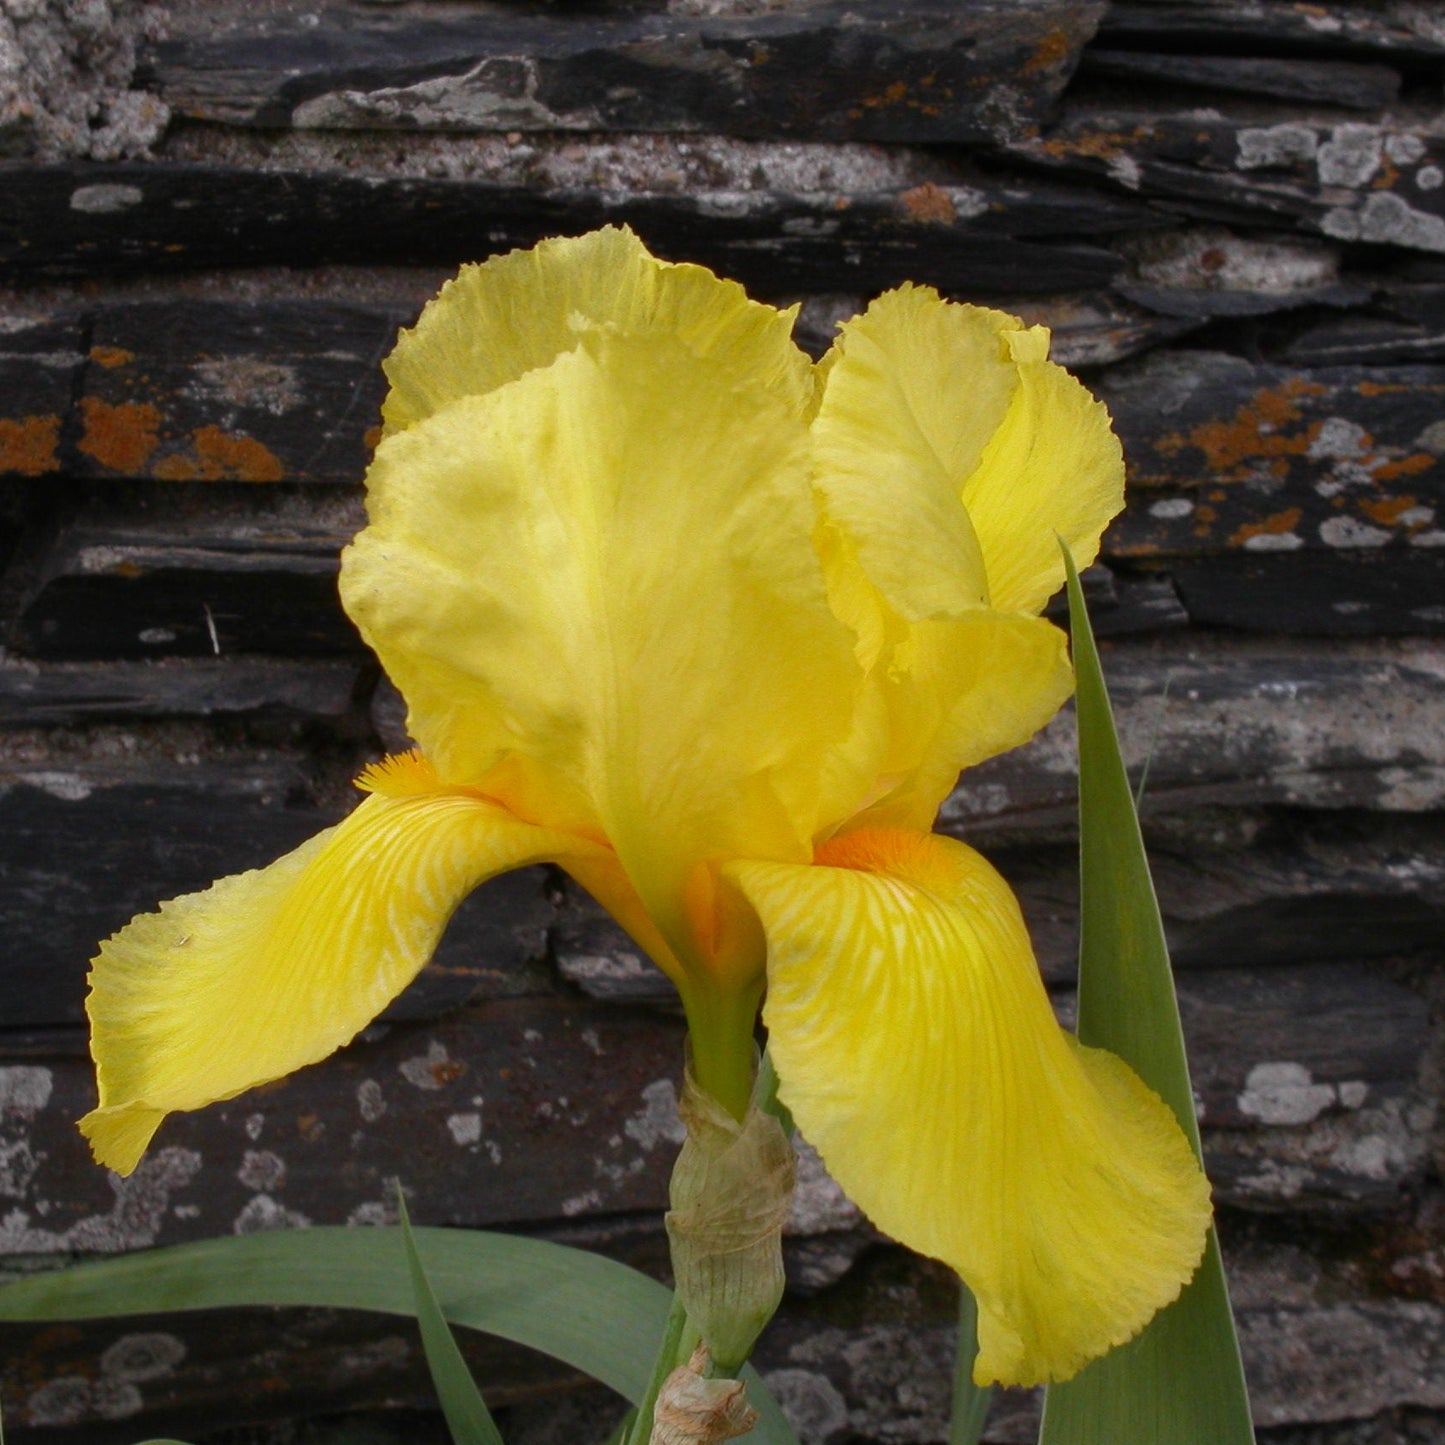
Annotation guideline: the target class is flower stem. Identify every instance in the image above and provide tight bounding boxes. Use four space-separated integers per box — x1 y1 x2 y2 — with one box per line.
622 1292 700 1445
683 980 763 1122
950 1279 993 1445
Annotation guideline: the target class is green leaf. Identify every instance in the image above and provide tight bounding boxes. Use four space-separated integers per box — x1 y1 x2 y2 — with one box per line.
1038 551 1254 1445
0 1227 796 1445
948 1281 991 1445
398 1195 504 1445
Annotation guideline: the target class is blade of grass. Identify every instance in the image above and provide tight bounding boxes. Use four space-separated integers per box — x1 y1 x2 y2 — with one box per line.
398 1193 504 1445
948 1281 991 1445
1038 550 1253 1445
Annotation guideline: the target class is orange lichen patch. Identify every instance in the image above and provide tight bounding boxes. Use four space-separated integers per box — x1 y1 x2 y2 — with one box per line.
1360 495 1419 526
1023 27 1074 74
153 424 286 483
0 414 61 476
1230 508 1302 547
1036 124 1150 161
1354 379 1444 398
859 81 908 111
110 560 145 579
88 345 134 369
1192 503 1218 537
898 183 957 225
1374 453 1435 482
78 396 162 475
362 423 383 451
1157 378 1326 475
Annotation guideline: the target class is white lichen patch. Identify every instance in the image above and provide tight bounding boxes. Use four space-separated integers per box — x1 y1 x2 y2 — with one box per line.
623 1078 687 1150
1317 124 1382 188
1238 1062 1338 1126
1418 166 1443 192
19 771 92 801
27 1377 97 1427
561 1188 604 1217
1149 497 1194 520
100 1331 186 1383
398 1039 458 1091
1320 516 1393 548
446 1111 482 1146
1386 133 1428 166
68 182 143 213
233 1193 310 1234
1236 123 1318 170
243 1112 265 1140
1107 152 1142 190
236 1149 286 1192
357 1078 387 1122
0 1139 40 1198
293 56 592 132
1322 192 1445 253
190 357 303 416
0 1065 54 1118
1309 416 1371 462
1244 531 1304 552
0 1147 201 1254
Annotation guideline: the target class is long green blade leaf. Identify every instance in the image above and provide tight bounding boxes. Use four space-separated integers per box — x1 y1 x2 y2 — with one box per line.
0 1227 795 1445
398 1197 504 1445
1039 552 1253 1445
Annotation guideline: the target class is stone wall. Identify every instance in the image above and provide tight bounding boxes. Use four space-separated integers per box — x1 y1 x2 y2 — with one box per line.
1 1 1442 1441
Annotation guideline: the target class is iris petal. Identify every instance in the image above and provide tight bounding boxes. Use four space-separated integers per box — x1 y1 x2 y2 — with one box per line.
814 528 1074 835
81 755 596 1175
961 329 1125 616
729 828 1211 1387
343 330 860 973
811 285 1023 621
381 226 813 435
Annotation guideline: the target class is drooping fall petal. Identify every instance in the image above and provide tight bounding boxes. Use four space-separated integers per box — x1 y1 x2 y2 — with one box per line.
728 828 1211 1387
380 226 813 436
81 753 597 1175
343 328 861 976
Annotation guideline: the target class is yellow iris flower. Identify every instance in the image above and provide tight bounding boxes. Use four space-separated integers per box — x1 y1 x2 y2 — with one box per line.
79 227 1209 1387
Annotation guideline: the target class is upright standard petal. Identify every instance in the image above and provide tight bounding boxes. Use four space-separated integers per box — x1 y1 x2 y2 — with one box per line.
343 330 861 977
810 285 1024 621
812 527 1074 837
811 286 1123 620
82 752 596 1175
380 226 813 434
729 829 1211 1387
960 328 1125 616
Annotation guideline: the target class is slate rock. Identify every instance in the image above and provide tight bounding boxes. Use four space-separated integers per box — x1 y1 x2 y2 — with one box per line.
71 301 402 485
1080 50 1402 111
943 637 1445 836
13 501 364 661
144 0 1102 143
0 163 1129 294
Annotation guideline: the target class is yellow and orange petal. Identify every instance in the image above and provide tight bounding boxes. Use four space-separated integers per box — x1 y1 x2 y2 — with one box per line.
728 828 1211 1387
82 760 598 1174
343 326 861 976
